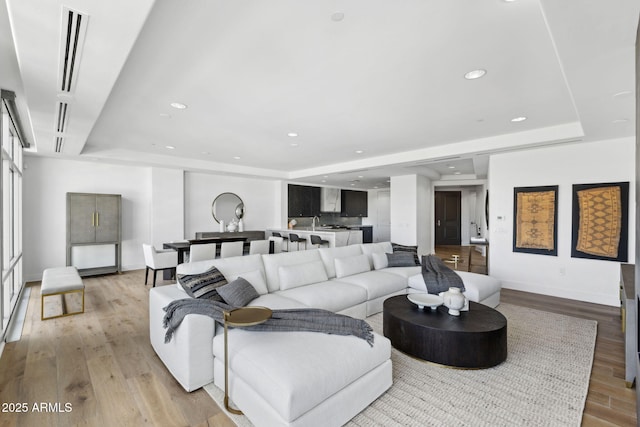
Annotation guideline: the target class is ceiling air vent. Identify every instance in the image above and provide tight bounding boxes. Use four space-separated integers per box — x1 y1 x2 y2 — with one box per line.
58 7 88 93
54 101 69 153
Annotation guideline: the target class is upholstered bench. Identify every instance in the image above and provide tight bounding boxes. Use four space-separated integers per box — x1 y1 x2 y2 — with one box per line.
41 266 85 320
407 270 501 308
212 328 392 427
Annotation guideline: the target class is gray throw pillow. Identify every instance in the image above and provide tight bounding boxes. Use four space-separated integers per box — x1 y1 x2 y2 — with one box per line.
217 277 259 307
386 252 419 267
390 243 420 265
177 267 227 301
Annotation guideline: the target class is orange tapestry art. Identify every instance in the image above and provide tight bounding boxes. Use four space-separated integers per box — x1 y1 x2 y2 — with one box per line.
515 190 556 251
576 186 622 258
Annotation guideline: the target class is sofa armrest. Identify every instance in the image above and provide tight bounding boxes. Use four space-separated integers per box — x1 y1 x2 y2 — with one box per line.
149 285 217 392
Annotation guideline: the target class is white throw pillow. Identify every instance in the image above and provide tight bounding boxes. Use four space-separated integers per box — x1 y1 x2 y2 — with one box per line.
278 260 329 290
371 252 389 270
231 269 268 295
335 254 371 278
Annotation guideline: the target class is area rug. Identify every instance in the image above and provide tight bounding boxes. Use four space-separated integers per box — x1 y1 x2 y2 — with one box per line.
204 303 596 427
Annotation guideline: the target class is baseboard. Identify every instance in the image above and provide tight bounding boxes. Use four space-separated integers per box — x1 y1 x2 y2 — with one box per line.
502 280 619 307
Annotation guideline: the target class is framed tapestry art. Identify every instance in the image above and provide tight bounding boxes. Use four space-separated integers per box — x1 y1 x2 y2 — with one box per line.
571 182 629 262
513 186 558 256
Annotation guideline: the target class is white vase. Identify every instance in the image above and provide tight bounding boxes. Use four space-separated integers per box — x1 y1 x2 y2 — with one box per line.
238 219 244 232
219 220 225 232
442 287 466 316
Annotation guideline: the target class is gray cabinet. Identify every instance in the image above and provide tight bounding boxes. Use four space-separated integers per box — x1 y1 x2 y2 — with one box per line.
67 193 121 276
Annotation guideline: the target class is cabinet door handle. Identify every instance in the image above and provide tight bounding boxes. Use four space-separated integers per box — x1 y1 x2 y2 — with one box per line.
96 212 99 227
92 212 95 227
437 220 441 227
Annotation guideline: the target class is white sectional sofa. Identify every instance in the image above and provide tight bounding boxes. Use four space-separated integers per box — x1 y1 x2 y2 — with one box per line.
149 242 501 427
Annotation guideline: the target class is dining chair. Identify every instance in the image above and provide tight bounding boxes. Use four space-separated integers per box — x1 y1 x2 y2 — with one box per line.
271 232 289 251
310 234 330 249
220 241 244 258
142 244 178 287
268 236 284 254
189 243 217 262
249 240 271 255
288 233 307 251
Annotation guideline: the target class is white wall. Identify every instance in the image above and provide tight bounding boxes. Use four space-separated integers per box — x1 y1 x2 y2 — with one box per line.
489 138 635 306
150 167 184 247
184 172 281 239
390 174 431 252
23 156 152 280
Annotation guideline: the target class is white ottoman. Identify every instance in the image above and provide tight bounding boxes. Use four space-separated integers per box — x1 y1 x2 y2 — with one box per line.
212 328 392 427
408 270 501 308
41 266 85 320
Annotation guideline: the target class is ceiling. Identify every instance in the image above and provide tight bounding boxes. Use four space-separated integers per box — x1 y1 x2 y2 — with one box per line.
3 0 638 189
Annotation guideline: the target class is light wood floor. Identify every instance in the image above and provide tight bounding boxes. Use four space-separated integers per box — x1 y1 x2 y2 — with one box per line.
0 269 636 426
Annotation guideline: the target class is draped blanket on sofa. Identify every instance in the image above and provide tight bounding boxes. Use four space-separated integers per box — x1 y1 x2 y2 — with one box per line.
163 298 375 346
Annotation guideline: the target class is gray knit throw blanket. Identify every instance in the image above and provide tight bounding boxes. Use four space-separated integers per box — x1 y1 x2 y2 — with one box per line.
421 255 465 294
163 298 374 346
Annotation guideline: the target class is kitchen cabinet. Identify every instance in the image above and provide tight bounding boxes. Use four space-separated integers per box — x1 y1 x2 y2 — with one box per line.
288 184 320 217
341 190 368 217
67 192 121 276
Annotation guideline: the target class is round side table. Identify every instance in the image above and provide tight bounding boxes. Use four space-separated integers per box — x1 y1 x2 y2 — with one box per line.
223 306 272 415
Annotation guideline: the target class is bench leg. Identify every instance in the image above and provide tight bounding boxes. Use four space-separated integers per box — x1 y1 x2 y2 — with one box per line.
41 288 85 320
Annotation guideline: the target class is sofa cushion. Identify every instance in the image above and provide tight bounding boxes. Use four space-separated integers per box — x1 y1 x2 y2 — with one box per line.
277 281 367 313
278 260 329 291
371 252 389 270
391 243 420 264
360 242 393 268
248 293 310 310
231 269 268 295
335 254 371 278
386 252 419 267
261 250 323 293
212 328 391 422
381 265 421 279
318 245 364 279
217 277 259 307
335 271 407 300
177 267 227 301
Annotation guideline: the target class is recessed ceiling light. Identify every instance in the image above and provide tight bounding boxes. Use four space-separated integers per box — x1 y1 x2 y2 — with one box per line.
511 116 527 122
233 156 241 160
331 12 345 22
503 0 516 2
447 165 455 169
358 175 364 178
287 132 298 137
355 150 364 154
170 102 187 110
290 143 299 147
613 118 629 123
613 91 633 98
464 69 487 80
350 183 355 186
323 175 329 178
166 145 175 150
454 171 462 175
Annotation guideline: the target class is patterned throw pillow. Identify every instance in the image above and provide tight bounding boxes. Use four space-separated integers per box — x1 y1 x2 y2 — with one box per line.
177 267 227 301
217 277 259 307
391 243 420 265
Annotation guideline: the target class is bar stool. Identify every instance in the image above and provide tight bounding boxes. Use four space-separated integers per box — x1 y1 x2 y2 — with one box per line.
310 235 330 249
272 232 289 251
288 233 307 251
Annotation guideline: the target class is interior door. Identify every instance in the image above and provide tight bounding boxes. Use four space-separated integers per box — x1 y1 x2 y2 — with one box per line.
435 191 461 245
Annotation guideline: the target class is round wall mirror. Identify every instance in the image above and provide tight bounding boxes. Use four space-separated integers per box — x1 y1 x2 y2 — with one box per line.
212 192 244 224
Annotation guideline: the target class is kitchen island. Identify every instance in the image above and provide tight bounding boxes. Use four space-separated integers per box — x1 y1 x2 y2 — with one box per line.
267 228 362 248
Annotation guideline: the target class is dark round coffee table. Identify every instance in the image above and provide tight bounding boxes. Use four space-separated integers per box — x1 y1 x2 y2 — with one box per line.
383 295 507 368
